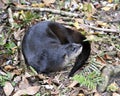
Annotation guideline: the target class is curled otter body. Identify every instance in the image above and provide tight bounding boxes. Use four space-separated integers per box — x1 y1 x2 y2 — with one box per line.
22 21 91 77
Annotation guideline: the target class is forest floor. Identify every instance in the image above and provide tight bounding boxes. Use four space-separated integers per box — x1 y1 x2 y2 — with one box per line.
0 0 120 96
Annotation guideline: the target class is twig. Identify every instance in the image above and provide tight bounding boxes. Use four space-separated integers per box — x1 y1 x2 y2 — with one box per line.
80 24 120 33
8 7 14 28
13 6 120 33
106 19 120 23
14 6 83 17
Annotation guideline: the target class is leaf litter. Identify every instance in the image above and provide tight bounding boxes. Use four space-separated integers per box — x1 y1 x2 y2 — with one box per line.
0 0 120 96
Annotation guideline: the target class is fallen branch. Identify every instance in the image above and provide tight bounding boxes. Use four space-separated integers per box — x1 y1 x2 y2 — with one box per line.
13 6 120 33
80 24 120 33
106 19 120 23
14 6 83 17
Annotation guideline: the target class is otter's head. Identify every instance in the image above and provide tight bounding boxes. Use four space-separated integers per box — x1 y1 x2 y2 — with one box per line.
61 43 83 66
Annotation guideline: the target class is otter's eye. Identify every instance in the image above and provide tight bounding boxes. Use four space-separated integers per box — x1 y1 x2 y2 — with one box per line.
72 47 76 51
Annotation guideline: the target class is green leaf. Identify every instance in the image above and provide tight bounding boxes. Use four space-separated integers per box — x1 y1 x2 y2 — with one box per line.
29 66 38 75
0 33 5 45
0 72 12 86
87 3 92 12
5 41 17 54
5 41 16 50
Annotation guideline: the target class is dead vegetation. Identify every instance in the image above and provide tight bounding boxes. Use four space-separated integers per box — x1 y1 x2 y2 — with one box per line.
0 0 120 96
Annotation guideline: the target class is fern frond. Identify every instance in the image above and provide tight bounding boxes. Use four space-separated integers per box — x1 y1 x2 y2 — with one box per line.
73 59 104 90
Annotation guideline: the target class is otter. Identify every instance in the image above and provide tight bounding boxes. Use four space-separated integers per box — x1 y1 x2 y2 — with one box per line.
22 21 91 77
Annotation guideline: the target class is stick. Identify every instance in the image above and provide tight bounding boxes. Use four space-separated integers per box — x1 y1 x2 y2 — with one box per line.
106 20 120 23
8 7 14 28
14 6 83 17
80 24 120 33
13 6 120 33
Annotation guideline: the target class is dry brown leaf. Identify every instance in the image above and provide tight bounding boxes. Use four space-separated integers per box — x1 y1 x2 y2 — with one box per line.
112 93 120 96
24 72 32 77
108 0 113 3
1 0 8 4
70 88 79 96
102 6 111 11
51 90 59 95
14 28 24 41
0 70 6 75
68 81 78 88
31 3 45 7
96 21 108 27
38 74 46 79
19 76 30 89
117 52 120 58
3 82 14 96
96 56 106 64
13 69 22 75
43 0 55 6
43 78 52 85
91 42 99 53
0 25 8 45
86 35 95 41
94 92 101 96
104 54 112 60
86 13 94 21
75 19 84 24
13 86 40 96
4 65 15 71
13 76 22 84
78 93 85 96
0 24 4 33
16 4 27 8
56 19 65 24
73 21 80 29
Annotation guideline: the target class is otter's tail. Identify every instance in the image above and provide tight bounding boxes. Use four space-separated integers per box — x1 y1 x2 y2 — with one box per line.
68 40 91 77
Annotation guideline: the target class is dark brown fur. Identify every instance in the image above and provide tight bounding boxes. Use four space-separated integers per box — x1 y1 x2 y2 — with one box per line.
22 21 91 77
